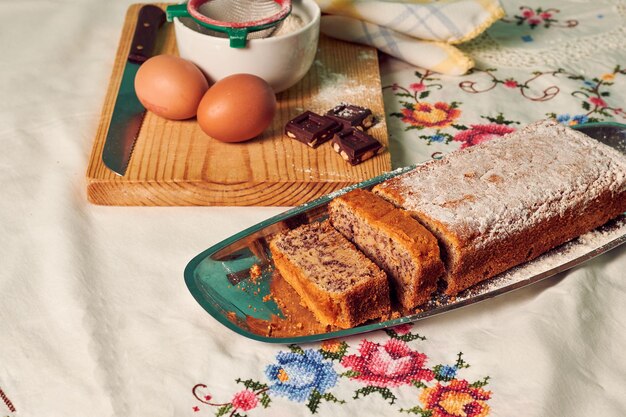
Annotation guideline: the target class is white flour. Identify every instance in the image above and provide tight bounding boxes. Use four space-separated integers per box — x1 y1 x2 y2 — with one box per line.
272 13 306 37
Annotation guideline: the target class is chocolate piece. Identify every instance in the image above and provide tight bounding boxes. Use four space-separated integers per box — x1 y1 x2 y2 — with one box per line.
325 104 375 131
284 111 340 148
332 128 383 165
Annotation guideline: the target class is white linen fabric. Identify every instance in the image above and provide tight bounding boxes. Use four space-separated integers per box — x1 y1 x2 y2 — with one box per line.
1 1 625 416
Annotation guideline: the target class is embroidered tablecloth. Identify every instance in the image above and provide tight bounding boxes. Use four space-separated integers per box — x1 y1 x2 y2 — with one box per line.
1 1 626 416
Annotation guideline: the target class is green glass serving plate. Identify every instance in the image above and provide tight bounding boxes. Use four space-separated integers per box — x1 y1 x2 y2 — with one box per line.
184 122 626 344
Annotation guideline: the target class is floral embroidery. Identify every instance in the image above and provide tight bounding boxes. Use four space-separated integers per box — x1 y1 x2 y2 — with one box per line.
191 326 492 415
231 390 259 412
548 65 626 122
453 124 516 149
265 349 338 402
341 338 434 387
502 6 578 29
459 69 565 102
420 379 491 417
400 102 461 130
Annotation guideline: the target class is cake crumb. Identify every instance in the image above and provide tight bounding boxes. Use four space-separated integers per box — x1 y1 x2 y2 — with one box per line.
249 264 262 282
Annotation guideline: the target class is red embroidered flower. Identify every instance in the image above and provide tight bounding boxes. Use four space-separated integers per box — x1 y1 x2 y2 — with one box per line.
539 11 553 19
231 390 258 411
392 324 412 335
453 124 515 149
401 102 461 129
409 82 426 92
420 379 491 417
528 17 542 25
341 339 434 387
503 79 518 88
521 9 535 18
589 97 608 108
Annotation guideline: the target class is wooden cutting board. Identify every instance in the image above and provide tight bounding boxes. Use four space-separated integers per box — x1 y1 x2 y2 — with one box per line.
86 4 391 206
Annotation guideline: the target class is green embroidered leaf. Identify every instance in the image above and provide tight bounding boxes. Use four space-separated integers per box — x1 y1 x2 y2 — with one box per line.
216 403 233 417
341 370 361 378
601 91 611 96
414 70 424 78
353 386 397 405
582 101 591 111
307 389 322 414
395 92 415 98
419 91 430 99
470 376 491 388
390 112 404 118
455 352 470 369
235 378 268 391
412 379 429 389
288 344 304 354
233 413 247 417
405 125 424 131
320 341 348 361
322 392 346 404
386 330 427 342
259 391 271 408
400 405 433 416
451 124 468 130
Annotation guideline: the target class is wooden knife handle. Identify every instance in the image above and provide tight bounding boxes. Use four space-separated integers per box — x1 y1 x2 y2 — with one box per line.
128 5 166 64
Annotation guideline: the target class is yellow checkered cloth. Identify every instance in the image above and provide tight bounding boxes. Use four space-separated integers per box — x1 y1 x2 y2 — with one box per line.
316 0 505 75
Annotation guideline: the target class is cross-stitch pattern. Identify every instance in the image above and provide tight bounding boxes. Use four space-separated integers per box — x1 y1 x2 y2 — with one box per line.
191 324 492 416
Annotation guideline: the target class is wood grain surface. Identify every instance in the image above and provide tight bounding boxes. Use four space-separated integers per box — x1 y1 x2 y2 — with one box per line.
86 3 391 206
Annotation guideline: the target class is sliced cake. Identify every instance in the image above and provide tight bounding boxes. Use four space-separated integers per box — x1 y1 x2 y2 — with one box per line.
269 220 390 328
329 189 444 310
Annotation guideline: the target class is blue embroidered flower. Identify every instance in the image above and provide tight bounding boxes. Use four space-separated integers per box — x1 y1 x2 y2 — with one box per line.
436 365 458 380
572 114 589 124
430 134 445 143
265 349 338 402
556 114 570 123
584 80 595 87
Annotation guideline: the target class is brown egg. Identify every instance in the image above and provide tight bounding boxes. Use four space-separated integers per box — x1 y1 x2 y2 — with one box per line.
134 54 208 120
197 74 276 143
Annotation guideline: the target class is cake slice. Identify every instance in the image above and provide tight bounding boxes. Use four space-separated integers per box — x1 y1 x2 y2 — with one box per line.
269 220 390 328
329 189 444 310
374 119 626 295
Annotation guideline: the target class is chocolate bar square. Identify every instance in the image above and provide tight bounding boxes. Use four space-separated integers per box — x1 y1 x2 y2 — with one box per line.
331 128 384 165
325 104 375 131
284 111 340 148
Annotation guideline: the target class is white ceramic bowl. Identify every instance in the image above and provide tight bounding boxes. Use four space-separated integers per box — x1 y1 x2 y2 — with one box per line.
173 0 321 93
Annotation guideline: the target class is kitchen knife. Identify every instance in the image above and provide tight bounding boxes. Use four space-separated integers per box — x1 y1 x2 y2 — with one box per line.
102 5 166 176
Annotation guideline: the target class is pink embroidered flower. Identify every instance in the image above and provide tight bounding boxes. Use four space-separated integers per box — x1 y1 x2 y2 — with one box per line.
391 83 399 91
503 79 518 88
539 11 553 19
521 8 535 18
401 102 461 129
409 83 426 92
231 390 258 411
589 97 608 108
453 124 515 149
528 17 542 25
341 339 434 387
392 324 413 335
420 379 491 417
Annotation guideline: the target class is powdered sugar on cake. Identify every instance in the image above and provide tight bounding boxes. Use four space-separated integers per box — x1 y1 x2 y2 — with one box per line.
375 120 626 249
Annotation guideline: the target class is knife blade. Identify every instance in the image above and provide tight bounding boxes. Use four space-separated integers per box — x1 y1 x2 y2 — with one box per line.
102 5 166 176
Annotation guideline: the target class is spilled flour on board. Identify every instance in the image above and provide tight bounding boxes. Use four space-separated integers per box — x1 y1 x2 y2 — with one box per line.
312 59 380 109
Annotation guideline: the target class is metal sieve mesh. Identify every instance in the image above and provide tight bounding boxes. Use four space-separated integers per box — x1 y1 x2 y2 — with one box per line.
167 0 291 47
